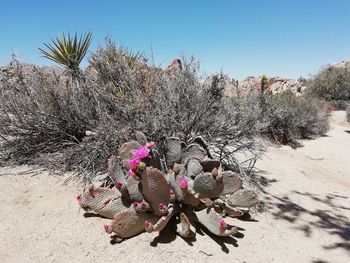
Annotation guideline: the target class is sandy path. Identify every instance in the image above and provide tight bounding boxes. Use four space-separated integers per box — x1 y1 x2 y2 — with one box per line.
0 111 349 263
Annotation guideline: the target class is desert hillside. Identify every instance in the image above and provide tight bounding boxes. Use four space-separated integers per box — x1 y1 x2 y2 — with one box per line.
0 111 349 263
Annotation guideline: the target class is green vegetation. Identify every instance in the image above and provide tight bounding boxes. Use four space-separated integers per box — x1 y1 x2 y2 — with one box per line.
39 32 92 78
0 34 331 180
306 66 350 102
235 91 329 146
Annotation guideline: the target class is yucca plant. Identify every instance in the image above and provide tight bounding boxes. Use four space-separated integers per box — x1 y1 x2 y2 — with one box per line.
39 32 92 78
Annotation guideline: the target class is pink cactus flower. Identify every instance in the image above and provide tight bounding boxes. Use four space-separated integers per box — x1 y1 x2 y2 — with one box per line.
144 220 151 228
104 224 111 233
129 157 140 169
179 178 188 189
145 141 156 149
76 195 81 202
219 219 227 229
140 201 147 208
115 181 123 188
132 146 150 159
159 202 166 210
128 169 136 177
133 201 139 208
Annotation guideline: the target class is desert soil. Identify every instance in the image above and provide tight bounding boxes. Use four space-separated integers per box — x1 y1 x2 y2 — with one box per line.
0 111 349 263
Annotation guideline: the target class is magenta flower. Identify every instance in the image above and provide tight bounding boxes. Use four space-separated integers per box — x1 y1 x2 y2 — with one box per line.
219 219 227 229
76 195 81 202
115 181 123 188
129 157 140 169
132 146 150 159
104 224 112 234
159 202 166 209
140 201 147 208
133 201 139 208
144 220 151 228
128 169 136 177
179 178 188 189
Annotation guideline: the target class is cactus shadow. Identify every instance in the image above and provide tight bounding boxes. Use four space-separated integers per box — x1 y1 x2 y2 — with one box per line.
149 217 179 246
83 212 107 219
235 213 259 222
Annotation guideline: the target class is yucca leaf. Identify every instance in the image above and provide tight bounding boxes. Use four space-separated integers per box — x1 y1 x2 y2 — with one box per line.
39 32 92 74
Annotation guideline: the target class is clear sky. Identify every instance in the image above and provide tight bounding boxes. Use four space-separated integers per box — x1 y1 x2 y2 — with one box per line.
0 0 349 79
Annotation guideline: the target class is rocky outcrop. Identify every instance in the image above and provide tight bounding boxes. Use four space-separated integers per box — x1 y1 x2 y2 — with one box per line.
165 59 183 75
329 60 350 69
203 74 305 97
203 75 239 97
238 76 305 96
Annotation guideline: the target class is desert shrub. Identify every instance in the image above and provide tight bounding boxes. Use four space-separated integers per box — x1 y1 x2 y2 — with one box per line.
324 100 349 112
0 41 264 182
347 104 350 122
235 91 329 146
306 66 350 101
0 59 104 164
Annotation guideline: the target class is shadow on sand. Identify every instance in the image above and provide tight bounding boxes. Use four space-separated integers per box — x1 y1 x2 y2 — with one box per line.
261 185 350 254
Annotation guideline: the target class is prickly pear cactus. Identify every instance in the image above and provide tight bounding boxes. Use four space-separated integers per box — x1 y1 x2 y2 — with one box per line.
76 131 258 243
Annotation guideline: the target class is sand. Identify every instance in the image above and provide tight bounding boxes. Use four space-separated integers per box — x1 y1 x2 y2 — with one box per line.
0 111 349 263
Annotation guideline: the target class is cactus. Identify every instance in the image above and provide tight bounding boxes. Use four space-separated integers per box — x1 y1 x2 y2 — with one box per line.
221 171 243 195
139 167 171 216
186 157 203 178
77 185 131 219
107 155 127 185
144 203 179 233
105 208 160 242
118 140 141 170
193 171 224 199
125 176 144 202
194 208 238 236
177 212 195 238
182 143 207 164
135 131 148 145
227 189 258 209
165 137 182 167
167 163 200 206
200 159 221 173
77 134 258 243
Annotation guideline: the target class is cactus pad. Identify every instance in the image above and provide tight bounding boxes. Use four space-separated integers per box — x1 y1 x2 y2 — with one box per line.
78 136 257 244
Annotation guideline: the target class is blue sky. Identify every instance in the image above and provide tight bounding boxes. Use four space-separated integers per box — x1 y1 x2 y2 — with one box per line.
0 0 349 79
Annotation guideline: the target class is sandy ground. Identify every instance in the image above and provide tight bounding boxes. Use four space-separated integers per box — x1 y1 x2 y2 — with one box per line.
0 111 349 263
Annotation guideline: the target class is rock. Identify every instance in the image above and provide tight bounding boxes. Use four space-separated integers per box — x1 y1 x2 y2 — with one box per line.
203 74 239 97
165 59 183 74
204 75 305 97
329 60 350 69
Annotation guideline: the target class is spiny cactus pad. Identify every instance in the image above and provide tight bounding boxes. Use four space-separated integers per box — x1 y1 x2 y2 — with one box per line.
77 134 257 244
118 140 141 170
222 171 243 195
193 172 224 199
77 186 131 219
165 137 182 167
106 208 160 241
140 167 171 216
227 189 258 209
194 208 238 236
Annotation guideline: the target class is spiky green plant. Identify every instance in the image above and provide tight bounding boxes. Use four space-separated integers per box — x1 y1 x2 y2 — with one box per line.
39 32 92 77
261 75 268 93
